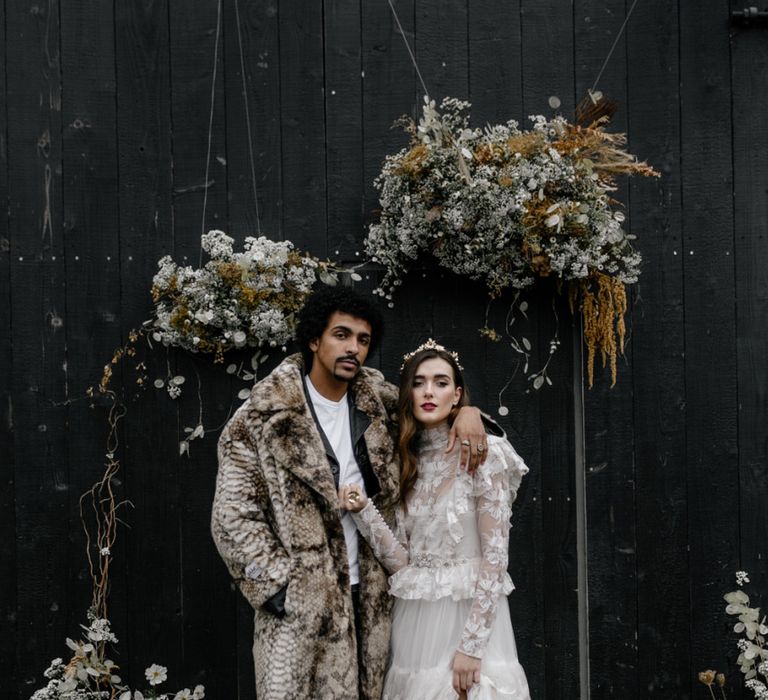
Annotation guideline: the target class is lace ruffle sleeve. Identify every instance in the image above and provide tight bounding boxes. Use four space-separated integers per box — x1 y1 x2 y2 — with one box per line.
352 501 409 574
458 437 528 658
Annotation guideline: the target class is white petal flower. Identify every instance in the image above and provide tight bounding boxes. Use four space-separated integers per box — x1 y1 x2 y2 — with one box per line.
145 664 168 686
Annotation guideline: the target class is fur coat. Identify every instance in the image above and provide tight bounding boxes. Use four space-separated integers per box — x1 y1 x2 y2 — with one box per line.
211 354 399 699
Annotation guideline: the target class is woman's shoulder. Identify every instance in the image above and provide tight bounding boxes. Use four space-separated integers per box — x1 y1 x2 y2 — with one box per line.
479 435 529 478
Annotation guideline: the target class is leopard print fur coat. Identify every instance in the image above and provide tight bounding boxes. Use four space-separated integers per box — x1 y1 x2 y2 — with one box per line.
211 354 399 699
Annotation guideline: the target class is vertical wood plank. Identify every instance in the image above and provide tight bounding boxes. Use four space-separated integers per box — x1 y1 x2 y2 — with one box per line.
415 0 469 101
731 3 768 634
576 2 640 696
679 0 739 690
113 0 187 692
169 0 228 248
718 12 768 698
59 0 124 648
224 0 282 240
0 0 17 694
410 0 470 435
6 1 68 695
278 1 326 254
324 0 364 260
626 4 690 696
520 2 579 696
538 292 580 699
168 0 234 694
361 0 416 216
468 0 523 125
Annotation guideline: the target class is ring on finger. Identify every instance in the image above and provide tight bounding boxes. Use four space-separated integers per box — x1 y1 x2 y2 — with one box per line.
477 444 485 453
461 439 471 447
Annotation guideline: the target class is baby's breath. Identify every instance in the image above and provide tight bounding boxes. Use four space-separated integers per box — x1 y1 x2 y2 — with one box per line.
151 231 337 361
366 97 655 302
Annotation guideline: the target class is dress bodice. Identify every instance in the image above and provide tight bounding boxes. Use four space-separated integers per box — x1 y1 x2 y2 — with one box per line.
352 423 528 658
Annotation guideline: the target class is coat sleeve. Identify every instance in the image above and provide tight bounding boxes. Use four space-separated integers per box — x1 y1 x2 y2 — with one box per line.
211 413 292 610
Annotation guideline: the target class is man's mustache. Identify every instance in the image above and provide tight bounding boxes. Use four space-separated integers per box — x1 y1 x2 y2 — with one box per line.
336 356 360 367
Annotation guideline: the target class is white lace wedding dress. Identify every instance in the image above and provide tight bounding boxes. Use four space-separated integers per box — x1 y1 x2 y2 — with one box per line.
353 424 531 700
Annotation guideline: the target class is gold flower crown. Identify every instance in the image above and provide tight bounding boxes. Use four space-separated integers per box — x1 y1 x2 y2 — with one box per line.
400 338 463 371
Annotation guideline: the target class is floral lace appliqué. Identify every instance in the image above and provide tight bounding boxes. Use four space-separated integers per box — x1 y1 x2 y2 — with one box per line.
352 425 528 659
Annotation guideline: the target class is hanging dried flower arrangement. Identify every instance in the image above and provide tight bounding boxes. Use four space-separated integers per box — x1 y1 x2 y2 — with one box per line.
365 95 659 386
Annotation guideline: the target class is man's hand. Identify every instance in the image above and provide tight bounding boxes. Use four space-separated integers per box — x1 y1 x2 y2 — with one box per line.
338 484 368 513
448 406 488 472
452 650 481 696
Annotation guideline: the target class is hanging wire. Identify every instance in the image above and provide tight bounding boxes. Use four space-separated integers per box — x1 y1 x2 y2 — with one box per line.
386 0 430 98
589 0 640 94
201 0 223 257
234 0 262 235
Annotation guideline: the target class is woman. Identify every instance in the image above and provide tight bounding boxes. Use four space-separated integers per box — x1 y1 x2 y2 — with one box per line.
339 339 530 699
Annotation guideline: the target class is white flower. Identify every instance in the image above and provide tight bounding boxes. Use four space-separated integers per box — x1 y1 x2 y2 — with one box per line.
167 384 182 400
736 570 751 586
174 689 192 700
145 664 168 686
85 616 118 643
233 330 247 347
100 546 111 556
192 685 205 699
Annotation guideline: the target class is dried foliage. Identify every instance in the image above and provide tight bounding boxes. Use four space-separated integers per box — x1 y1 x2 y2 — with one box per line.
366 96 658 386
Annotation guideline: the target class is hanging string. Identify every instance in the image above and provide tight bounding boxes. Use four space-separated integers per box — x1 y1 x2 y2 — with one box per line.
589 0 640 94
201 0 223 259
234 0 262 235
386 0 430 98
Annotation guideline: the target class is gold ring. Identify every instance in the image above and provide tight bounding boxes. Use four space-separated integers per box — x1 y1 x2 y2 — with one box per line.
477 445 485 452
348 491 359 503
461 439 471 447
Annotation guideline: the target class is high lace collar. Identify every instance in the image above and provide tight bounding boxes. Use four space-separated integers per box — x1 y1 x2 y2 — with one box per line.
417 422 451 451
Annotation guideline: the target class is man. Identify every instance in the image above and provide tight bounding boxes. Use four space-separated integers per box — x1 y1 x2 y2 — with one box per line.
211 285 490 699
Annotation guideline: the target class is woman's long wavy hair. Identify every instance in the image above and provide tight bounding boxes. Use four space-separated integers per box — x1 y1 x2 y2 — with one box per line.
398 347 469 508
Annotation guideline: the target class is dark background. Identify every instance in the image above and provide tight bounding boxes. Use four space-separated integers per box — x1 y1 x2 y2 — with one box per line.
1 1 766 698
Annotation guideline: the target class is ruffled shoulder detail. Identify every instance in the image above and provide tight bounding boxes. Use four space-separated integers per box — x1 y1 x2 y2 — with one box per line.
472 436 529 503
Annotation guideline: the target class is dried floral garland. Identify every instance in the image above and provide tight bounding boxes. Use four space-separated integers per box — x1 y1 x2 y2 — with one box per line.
150 230 339 361
365 96 658 386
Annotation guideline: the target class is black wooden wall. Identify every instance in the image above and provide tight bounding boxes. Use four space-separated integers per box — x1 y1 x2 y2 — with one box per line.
2 1 766 698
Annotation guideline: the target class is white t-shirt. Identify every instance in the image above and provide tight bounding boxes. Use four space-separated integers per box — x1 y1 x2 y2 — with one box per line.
305 376 365 586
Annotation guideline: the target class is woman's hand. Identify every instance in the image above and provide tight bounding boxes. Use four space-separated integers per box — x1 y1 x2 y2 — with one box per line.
448 406 488 472
338 484 368 513
452 650 481 696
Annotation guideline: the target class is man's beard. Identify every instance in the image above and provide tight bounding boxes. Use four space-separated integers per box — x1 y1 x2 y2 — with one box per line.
333 356 360 382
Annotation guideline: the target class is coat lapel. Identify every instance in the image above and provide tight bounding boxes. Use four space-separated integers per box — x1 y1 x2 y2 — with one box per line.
249 356 340 509
350 370 399 505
